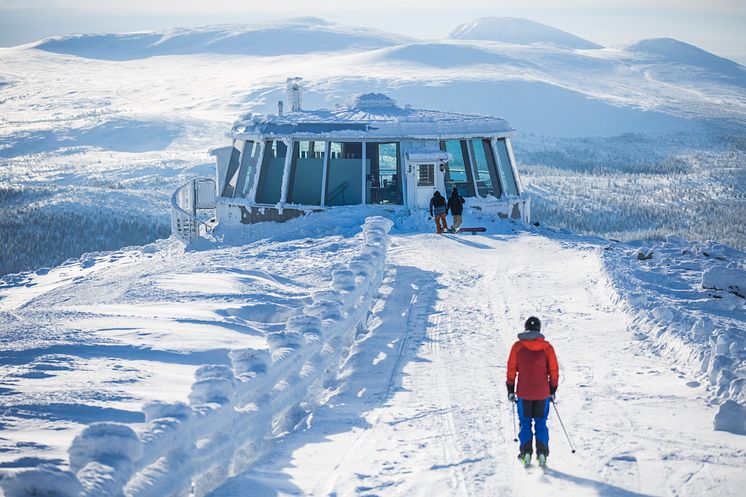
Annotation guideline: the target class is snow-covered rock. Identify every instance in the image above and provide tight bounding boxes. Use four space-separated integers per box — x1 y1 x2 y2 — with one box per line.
702 267 746 298
714 400 746 435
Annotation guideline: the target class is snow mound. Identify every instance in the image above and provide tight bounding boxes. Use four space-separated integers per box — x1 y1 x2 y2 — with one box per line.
449 17 602 49
714 400 746 435
68 422 143 472
0 464 83 497
34 18 411 60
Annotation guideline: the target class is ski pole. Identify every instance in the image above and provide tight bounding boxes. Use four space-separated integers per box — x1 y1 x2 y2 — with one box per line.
511 399 518 443
551 400 576 453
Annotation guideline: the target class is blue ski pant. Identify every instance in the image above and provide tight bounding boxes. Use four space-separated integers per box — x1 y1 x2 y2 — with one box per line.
517 398 550 453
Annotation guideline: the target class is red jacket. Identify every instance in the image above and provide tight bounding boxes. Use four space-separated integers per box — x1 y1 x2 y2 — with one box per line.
507 334 559 400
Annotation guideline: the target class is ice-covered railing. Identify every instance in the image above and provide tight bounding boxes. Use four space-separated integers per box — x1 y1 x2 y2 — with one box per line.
1 216 394 497
170 178 216 243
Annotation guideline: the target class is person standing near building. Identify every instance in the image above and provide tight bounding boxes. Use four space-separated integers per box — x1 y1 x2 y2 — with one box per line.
429 191 448 234
506 316 559 466
447 187 465 233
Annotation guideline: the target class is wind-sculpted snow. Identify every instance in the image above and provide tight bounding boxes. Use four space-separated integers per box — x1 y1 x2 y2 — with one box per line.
601 236 746 435
0 215 394 497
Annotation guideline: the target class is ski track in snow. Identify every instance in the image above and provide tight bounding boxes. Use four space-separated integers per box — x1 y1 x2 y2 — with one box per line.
206 227 745 497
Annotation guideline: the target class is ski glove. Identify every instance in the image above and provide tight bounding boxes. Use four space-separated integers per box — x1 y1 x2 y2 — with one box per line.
507 383 516 402
549 385 557 402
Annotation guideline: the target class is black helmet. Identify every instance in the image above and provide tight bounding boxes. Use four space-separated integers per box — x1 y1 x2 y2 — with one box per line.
524 316 541 331
452 187 458 194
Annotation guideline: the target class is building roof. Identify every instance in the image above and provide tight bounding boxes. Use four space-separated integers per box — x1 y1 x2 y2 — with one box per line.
232 93 514 141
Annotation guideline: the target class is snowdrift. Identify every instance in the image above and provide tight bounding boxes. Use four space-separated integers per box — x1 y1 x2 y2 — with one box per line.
602 236 746 434
0 216 394 497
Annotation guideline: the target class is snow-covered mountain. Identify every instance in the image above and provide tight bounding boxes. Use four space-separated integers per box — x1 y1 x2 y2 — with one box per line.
34 17 412 60
450 17 603 49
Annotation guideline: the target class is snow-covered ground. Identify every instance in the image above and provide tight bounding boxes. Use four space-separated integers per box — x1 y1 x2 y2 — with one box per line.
0 210 744 496
0 15 745 497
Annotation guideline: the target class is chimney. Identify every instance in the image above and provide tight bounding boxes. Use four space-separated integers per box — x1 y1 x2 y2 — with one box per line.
278 100 284 117
286 77 303 112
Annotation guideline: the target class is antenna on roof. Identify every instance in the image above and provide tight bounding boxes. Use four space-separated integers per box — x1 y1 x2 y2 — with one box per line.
286 77 303 112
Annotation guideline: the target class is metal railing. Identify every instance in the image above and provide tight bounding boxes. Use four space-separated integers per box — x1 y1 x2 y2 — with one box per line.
325 181 349 206
170 178 217 243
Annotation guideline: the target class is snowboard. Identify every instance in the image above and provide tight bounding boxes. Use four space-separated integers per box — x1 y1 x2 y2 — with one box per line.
455 227 486 235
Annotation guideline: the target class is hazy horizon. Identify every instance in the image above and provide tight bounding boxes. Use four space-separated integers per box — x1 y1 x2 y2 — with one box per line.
0 1 745 65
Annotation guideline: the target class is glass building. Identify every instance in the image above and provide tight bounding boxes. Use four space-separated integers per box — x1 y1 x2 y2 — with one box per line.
181 90 529 235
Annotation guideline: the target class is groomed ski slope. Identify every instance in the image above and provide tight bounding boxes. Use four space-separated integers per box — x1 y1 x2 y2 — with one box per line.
209 224 745 497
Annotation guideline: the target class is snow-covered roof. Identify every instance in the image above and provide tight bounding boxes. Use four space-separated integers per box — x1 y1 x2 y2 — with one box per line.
232 92 514 140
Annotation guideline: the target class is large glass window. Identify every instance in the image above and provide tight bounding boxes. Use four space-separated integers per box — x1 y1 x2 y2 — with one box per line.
221 141 243 197
440 140 476 197
495 139 519 196
255 140 287 204
287 141 325 206
325 142 362 206
366 142 402 205
236 141 259 198
470 139 502 198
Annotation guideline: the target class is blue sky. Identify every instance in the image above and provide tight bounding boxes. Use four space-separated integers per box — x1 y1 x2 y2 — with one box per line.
1 0 745 64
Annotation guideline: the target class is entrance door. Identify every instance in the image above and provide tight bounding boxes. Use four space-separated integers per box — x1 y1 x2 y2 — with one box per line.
411 162 447 209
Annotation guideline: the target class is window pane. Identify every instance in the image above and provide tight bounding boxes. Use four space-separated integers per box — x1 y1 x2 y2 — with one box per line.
255 140 287 204
221 141 243 197
417 164 435 186
366 142 402 205
440 140 475 197
288 141 324 205
495 139 519 196
236 141 258 198
325 142 362 206
471 139 502 198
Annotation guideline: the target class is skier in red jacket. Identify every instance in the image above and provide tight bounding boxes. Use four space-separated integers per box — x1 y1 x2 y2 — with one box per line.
507 316 559 465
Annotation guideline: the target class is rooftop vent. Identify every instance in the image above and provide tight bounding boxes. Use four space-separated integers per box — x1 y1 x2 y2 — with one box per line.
286 77 303 112
347 93 398 110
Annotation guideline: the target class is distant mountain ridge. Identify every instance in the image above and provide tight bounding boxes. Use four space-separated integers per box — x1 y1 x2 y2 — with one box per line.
449 17 602 49
625 38 746 86
34 17 413 60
